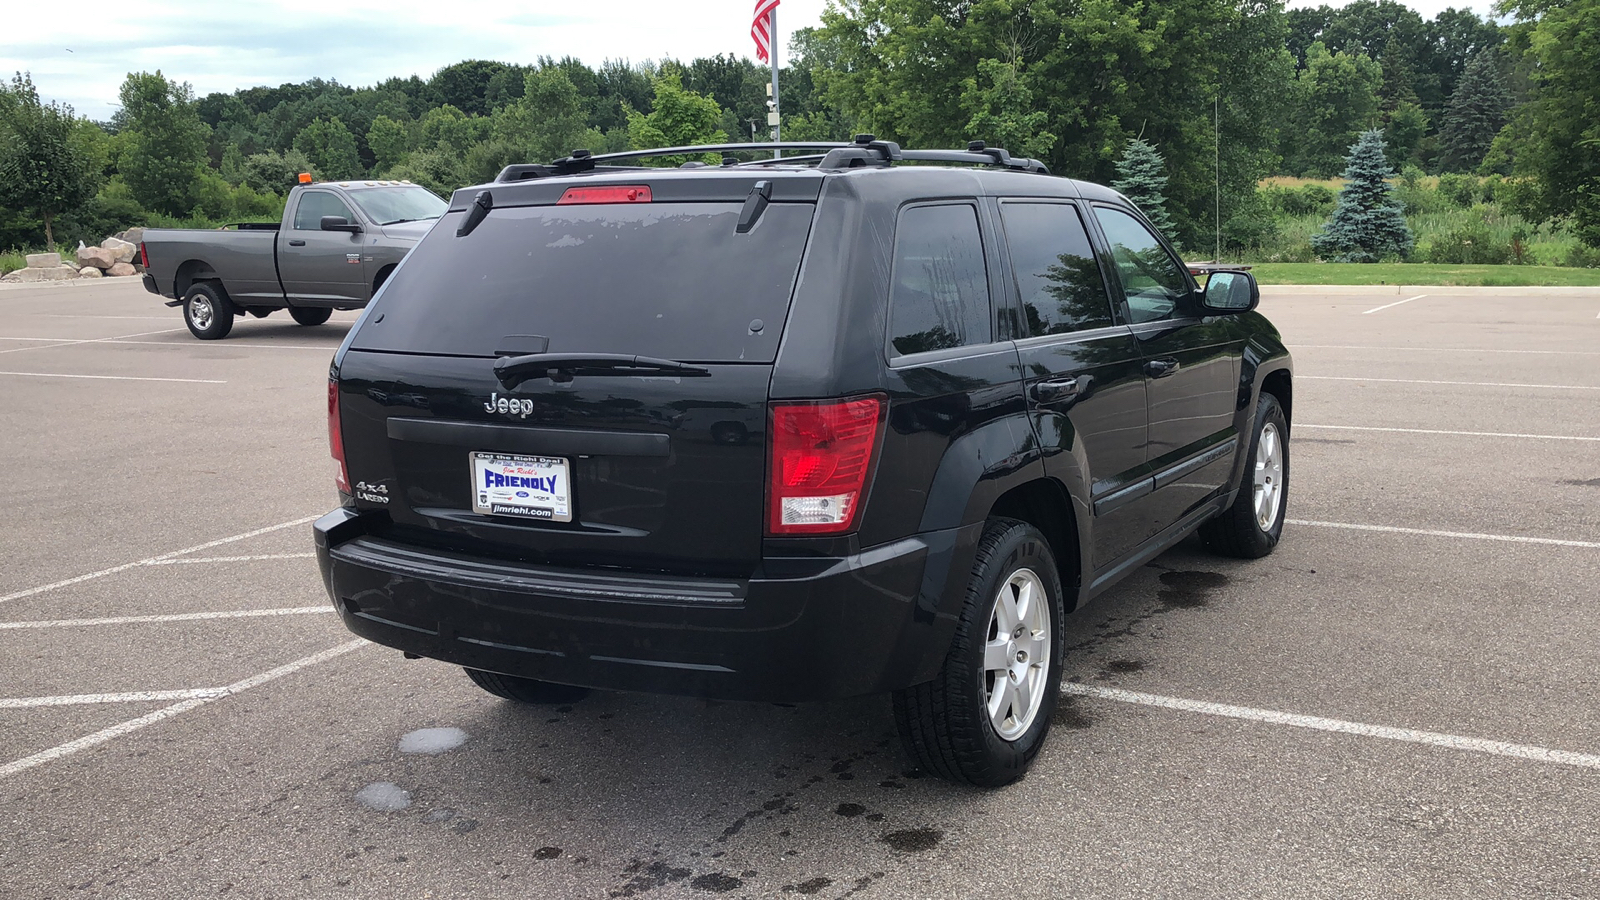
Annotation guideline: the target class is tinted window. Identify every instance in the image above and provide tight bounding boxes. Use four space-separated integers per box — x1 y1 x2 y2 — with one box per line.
352 202 814 362
1092 206 1190 324
889 204 990 356
1000 202 1115 335
293 191 355 230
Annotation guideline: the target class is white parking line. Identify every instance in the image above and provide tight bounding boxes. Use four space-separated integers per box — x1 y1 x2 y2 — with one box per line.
1295 344 1600 356
0 689 227 709
0 515 320 605
1361 294 1427 315
1301 375 1600 391
0 371 226 384
1063 683 1600 771
38 315 175 320
144 553 316 565
0 639 366 779
0 328 185 355
0 607 328 629
1299 424 1600 442
1287 519 1600 549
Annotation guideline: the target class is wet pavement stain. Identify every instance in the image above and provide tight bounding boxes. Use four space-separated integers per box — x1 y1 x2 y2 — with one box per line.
1051 696 1093 729
533 847 562 860
786 876 834 894
1560 478 1600 487
690 872 744 892
880 828 943 852
1103 658 1146 673
610 860 692 897
1158 570 1230 609
835 802 866 818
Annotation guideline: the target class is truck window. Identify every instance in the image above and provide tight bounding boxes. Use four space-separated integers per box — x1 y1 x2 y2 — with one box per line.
293 191 356 230
888 204 991 356
999 202 1115 335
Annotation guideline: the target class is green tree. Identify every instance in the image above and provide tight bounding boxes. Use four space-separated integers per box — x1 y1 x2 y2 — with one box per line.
1311 129 1413 262
241 149 316 193
492 67 600 163
0 74 96 249
960 55 1056 162
417 104 487 154
1438 51 1511 173
293 115 363 180
1111 138 1176 234
366 115 413 173
1284 42 1383 177
117 71 209 216
626 69 727 164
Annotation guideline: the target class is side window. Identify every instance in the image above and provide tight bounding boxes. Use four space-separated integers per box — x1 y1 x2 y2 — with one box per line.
1092 206 1190 325
888 204 991 356
293 191 356 231
999 202 1115 336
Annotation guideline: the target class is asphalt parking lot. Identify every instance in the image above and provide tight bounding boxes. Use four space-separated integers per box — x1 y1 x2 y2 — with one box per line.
2 278 1597 899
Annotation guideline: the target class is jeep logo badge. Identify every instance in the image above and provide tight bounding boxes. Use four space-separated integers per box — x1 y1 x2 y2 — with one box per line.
484 392 534 418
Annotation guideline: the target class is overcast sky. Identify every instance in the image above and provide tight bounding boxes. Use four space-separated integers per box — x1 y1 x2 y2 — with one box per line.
7 0 1493 121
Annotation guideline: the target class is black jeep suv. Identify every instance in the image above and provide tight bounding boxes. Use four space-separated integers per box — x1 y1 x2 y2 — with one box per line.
314 138 1292 787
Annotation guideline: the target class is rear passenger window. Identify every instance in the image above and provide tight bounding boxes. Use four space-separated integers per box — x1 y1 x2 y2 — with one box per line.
999 202 1115 335
888 204 991 356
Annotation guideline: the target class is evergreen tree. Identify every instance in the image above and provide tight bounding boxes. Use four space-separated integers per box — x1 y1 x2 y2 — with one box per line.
1111 138 1175 234
0 74 95 249
118 71 209 217
293 116 363 180
1437 52 1510 173
1311 129 1413 263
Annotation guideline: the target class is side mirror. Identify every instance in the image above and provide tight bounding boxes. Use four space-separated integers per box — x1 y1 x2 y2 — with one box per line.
1200 270 1259 313
320 215 361 234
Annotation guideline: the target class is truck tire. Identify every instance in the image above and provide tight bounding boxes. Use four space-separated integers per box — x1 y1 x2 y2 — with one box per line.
463 668 591 704
289 306 332 326
1199 392 1289 558
893 518 1065 787
182 282 233 340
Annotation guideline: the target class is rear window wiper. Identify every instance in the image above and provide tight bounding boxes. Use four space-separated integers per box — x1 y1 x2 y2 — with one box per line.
494 353 711 389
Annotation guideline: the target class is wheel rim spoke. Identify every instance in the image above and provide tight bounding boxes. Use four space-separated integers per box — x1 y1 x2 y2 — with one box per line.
983 637 1013 673
982 567 1051 742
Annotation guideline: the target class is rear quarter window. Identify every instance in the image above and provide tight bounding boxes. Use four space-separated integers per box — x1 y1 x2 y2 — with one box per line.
887 204 991 356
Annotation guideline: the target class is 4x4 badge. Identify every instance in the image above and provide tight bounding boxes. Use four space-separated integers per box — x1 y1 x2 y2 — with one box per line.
485 392 534 418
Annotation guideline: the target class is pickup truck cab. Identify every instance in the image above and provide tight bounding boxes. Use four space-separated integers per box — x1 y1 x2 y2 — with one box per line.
140 179 446 339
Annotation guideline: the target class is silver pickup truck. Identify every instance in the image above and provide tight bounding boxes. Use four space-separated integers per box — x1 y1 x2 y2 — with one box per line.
140 180 446 339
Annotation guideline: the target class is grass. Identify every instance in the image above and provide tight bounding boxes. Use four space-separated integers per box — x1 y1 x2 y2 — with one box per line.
1248 262 1600 287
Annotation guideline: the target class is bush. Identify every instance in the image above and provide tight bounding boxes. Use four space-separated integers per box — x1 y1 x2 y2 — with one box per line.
1423 220 1513 264
1264 184 1336 217
1436 172 1480 208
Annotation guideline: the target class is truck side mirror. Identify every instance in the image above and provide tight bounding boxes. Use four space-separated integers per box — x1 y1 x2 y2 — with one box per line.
320 216 362 234
1200 270 1259 313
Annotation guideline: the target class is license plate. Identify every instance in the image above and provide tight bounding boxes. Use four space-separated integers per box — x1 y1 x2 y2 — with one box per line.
470 452 572 522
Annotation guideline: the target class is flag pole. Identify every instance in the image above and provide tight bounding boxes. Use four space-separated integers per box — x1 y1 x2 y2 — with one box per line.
769 7 780 158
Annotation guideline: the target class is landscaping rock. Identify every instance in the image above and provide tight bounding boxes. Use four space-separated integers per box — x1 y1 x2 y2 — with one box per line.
107 262 137 277
25 252 61 268
119 227 145 245
79 266 103 278
102 237 137 263
2 265 77 283
77 246 116 269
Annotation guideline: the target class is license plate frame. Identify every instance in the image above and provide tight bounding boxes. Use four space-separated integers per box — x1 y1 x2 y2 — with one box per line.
470 451 572 522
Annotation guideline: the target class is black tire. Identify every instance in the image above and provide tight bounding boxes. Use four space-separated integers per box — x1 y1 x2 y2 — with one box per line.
464 668 591 704
893 518 1066 788
1199 392 1289 559
288 306 332 326
181 282 234 340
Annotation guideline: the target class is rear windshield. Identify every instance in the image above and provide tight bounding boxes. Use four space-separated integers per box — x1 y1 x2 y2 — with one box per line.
351 202 815 362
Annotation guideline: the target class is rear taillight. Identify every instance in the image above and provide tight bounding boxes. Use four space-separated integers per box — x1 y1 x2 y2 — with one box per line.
329 378 350 494
767 396 884 535
138 241 149 268
558 185 651 205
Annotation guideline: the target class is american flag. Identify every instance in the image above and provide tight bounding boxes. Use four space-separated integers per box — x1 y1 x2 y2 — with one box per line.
751 0 780 62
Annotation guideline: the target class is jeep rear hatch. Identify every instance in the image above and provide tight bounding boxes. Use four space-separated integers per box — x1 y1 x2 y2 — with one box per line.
336 195 817 577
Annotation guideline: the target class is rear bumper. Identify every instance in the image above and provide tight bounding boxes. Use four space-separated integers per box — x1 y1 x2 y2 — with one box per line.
312 508 975 702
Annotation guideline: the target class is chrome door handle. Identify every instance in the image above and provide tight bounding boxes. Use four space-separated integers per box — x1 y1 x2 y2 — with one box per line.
1030 376 1088 403
1144 358 1180 378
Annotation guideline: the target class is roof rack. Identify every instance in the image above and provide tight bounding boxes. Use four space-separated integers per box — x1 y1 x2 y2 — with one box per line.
493 135 1050 181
